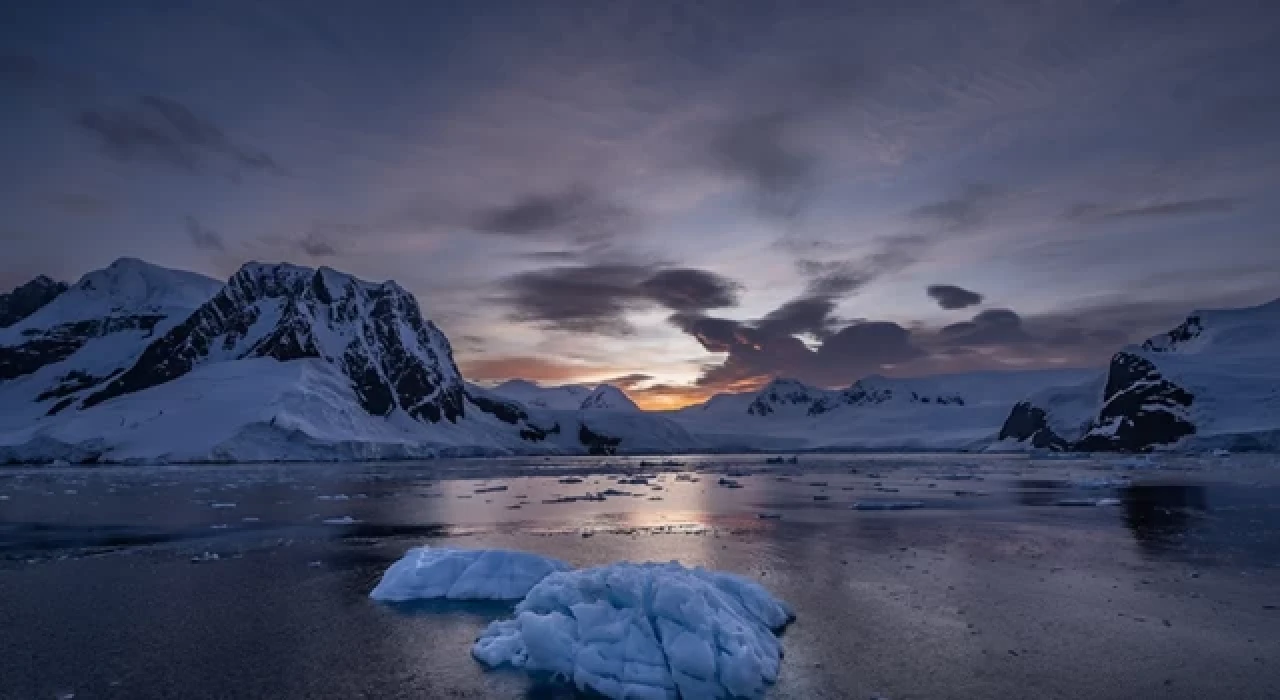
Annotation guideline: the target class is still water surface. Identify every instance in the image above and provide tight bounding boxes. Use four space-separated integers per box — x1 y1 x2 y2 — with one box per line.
1 453 1277 699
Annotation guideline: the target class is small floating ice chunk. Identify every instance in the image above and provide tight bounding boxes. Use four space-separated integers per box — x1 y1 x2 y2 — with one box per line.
210 502 236 509
370 547 570 602
473 561 793 700
323 516 360 525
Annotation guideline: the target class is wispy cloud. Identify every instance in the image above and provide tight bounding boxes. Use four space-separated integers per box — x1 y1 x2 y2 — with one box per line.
76 96 283 177
1068 197 1240 222
183 215 225 251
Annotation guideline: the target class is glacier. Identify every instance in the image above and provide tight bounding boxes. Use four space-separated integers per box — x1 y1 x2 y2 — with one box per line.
369 547 571 602
472 561 794 700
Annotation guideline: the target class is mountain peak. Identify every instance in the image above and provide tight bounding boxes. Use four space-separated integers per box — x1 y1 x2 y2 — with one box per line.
579 385 639 412
747 378 824 416
84 262 464 424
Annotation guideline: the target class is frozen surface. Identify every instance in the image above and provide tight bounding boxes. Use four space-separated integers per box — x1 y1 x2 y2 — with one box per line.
473 561 793 700
370 547 570 602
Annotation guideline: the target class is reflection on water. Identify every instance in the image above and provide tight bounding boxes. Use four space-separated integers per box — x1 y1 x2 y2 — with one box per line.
1012 478 1069 506
1120 482 1208 555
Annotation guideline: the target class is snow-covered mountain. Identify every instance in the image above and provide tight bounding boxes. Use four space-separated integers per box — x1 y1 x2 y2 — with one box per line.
489 379 593 411
672 369 1093 451
0 261 697 462
0 258 222 426
5 259 1276 461
578 385 639 412
998 298 1280 452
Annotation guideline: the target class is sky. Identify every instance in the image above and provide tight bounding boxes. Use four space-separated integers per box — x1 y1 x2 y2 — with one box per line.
3 0 1279 409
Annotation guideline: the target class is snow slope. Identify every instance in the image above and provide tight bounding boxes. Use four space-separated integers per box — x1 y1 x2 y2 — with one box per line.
370 547 570 602
671 369 1093 451
490 379 592 410
0 259 221 430
998 298 1280 452
473 561 793 700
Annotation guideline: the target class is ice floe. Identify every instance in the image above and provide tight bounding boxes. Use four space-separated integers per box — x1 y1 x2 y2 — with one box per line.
472 561 793 700
369 547 571 602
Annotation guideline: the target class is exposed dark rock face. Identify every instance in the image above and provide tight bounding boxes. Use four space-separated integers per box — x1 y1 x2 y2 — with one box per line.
35 369 119 402
747 380 816 416
1142 315 1203 352
84 264 466 425
579 422 621 455
749 377 974 417
998 401 1069 451
519 422 560 442
468 392 529 425
1075 352 1195 452
0 276 68 328
0 315 163 381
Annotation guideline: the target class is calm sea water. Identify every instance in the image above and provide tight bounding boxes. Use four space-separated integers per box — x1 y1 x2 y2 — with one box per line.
2 453 1278 699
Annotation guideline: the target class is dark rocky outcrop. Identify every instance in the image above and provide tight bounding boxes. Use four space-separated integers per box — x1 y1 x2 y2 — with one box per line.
1074 352 1195 452
579 423 621 455
998 401 1069 451
1142 315 1203 353
0 275 67 329
0 315 163 382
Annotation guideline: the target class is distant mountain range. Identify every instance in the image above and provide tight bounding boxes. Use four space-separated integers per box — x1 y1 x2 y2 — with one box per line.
2 258 1277 462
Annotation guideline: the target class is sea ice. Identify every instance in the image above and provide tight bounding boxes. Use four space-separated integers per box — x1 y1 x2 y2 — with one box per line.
472 561 793 700
370 547 571 602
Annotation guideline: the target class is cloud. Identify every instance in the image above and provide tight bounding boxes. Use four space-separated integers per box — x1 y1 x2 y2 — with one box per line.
907 184 1000 231
497 264 740 335
757 296 839 338
600 373 654 390
471 186 629 239
183 215 225 251
938 308 1032 346
299 233 338 258
1067 197 1240 222
796 259 869 298
667 292 1188 393
669 305 925 389
705 111 816 219
460 355 609 384
926 284 983 310
636 268 740 312
75 96 283 177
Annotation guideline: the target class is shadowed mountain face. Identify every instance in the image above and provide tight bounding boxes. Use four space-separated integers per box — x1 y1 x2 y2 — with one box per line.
1074 352 1195 451
85 263 466 424
0 276 68 329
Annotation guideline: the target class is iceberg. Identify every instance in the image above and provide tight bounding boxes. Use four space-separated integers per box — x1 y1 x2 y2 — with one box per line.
369 547 570 602
472 561 794 700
